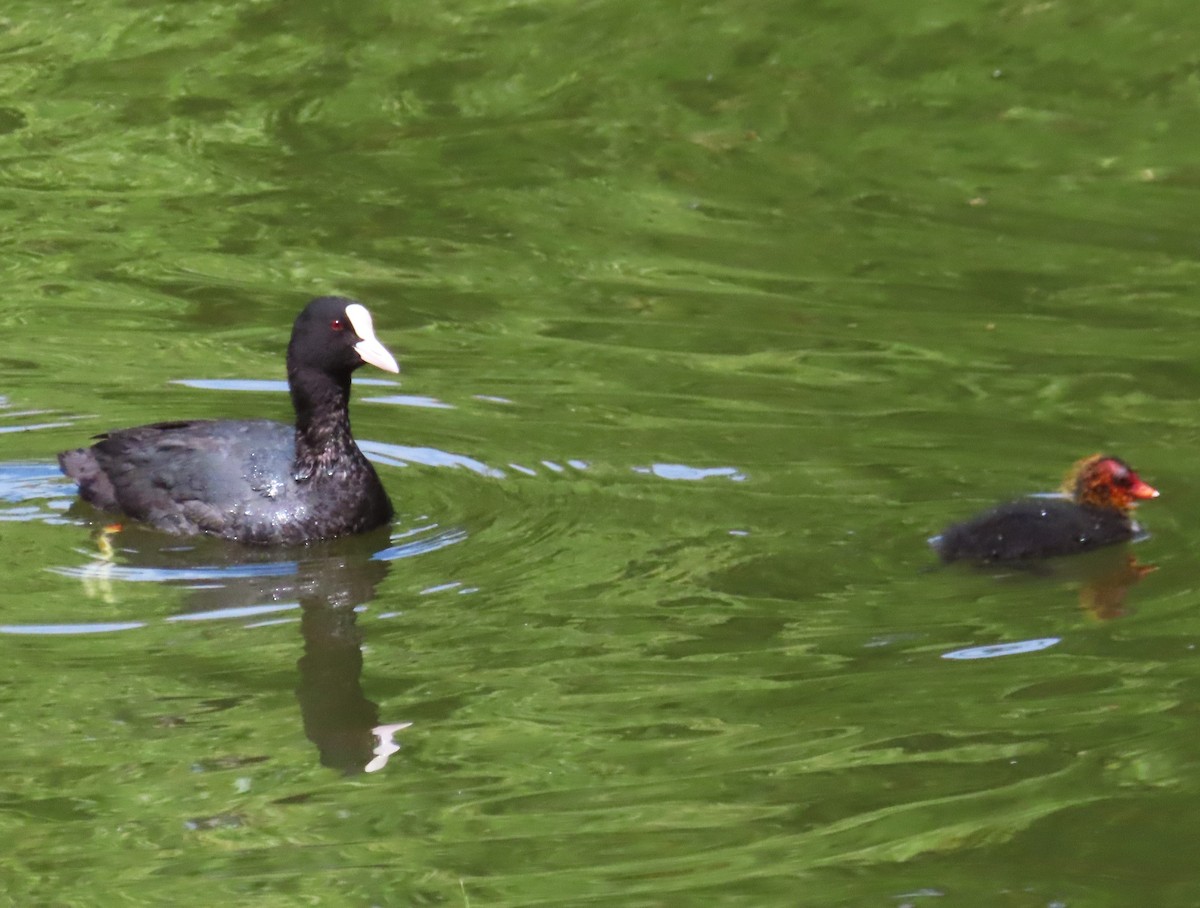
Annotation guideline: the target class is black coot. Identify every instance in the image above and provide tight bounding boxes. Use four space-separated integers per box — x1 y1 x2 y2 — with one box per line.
930 454 1159 563
58 296 399 545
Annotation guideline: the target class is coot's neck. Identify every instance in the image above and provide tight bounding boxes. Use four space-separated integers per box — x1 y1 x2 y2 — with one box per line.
289 365 363 479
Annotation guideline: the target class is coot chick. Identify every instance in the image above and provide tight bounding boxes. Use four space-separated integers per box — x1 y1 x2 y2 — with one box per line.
58 296 399 546
930 454 1159 563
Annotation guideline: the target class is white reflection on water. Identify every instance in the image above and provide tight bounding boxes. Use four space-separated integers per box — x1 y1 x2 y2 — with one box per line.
174 378 454 410
172 378 289 392
0 622 146 635
363 394 455 409
364 722 413 774
172 377 400 392
633 463 748 482
359 440 507 478
420 581 463 595
0 422 75 434
0 396 81 437
941 638 1061 660
166 602 300 622
371 527 468 561
0 463 71 503
51 560 297 583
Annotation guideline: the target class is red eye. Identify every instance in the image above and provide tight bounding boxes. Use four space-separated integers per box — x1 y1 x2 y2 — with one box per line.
330 319 345 332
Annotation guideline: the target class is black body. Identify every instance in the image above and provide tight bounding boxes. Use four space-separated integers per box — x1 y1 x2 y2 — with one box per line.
931 497 1137 563
57 297 394 545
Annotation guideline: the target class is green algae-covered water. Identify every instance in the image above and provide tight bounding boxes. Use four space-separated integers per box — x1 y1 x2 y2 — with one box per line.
4 1 1200 904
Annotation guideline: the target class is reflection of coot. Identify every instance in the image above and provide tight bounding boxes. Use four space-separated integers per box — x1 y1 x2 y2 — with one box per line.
297 598 382 774
931 455 1159 563
85 528 401 774
290 540 394 775
58 297 399 544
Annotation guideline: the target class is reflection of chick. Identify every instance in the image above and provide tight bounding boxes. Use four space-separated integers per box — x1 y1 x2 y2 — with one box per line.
931 455 1158 563
1079 555 1157 621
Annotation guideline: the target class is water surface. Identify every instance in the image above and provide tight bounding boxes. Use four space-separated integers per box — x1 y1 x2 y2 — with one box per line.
3 1 1200 905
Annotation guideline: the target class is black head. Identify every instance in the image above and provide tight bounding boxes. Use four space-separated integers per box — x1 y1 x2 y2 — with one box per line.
287 296 399 378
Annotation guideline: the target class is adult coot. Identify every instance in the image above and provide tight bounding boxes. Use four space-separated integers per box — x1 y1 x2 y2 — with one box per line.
58 296 399 545
930 454 1159 563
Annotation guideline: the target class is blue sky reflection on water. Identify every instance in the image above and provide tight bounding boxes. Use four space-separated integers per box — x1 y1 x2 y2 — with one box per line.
942 638 1062 660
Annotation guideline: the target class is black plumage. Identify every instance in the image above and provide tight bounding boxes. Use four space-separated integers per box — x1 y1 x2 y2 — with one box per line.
58 296 399 545
930 497 1140 563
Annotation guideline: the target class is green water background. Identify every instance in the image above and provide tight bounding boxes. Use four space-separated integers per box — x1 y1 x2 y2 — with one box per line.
3 0 1200 904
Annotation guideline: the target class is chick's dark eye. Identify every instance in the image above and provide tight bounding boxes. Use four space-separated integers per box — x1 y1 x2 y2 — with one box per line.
330 319 345 332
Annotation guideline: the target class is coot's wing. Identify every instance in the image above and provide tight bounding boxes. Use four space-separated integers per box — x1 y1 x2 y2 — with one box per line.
87 419 295 535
